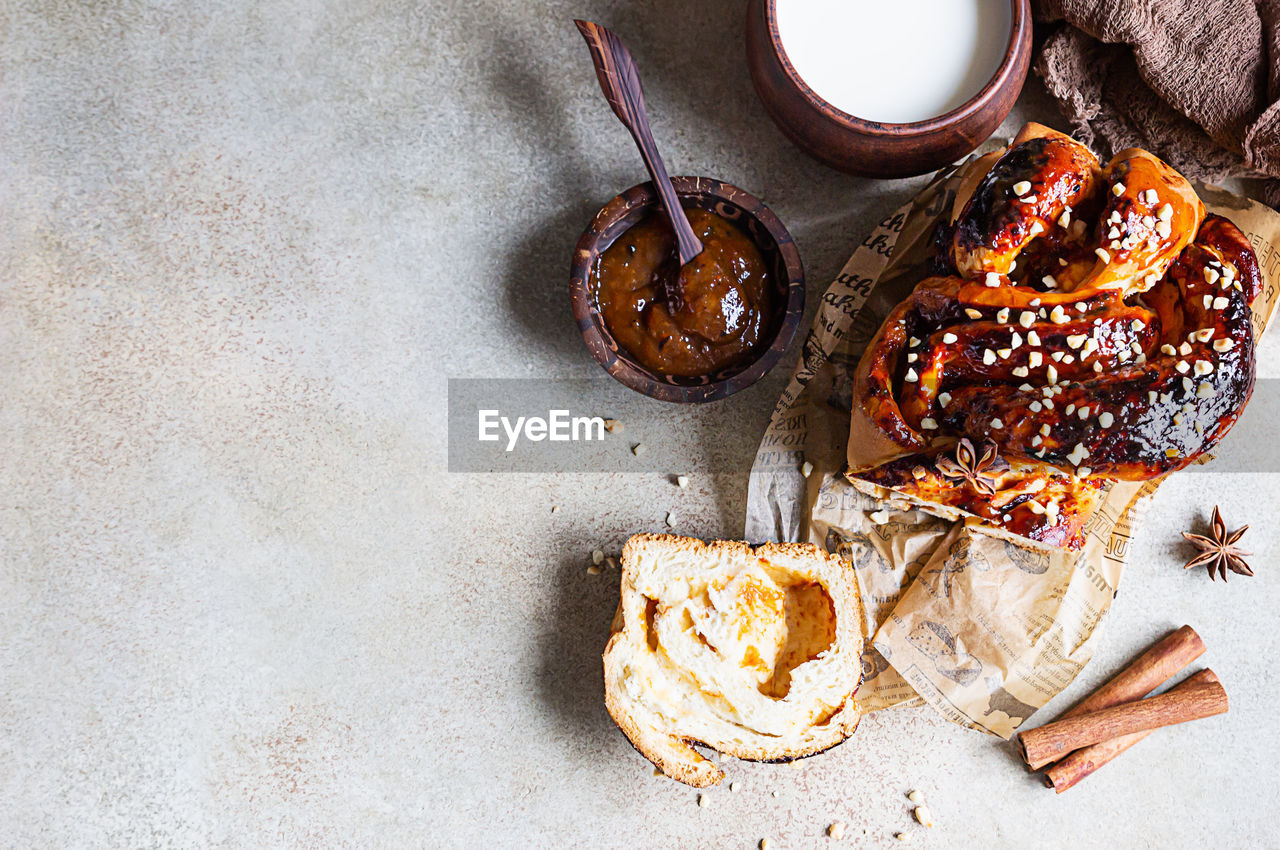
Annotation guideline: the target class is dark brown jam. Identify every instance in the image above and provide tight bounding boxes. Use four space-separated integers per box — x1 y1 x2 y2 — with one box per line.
591 207 773 377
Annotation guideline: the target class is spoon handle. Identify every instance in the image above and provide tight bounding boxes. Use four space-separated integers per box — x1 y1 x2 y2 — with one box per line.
575 19 703 267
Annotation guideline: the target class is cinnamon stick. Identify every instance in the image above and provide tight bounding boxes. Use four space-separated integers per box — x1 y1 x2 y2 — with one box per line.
1059 625 1205 720
1019 679 1228 770
1043 669 1220 793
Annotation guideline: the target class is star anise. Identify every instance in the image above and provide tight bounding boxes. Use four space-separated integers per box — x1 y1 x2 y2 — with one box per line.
934 438 1009 496
1181 506 1253 581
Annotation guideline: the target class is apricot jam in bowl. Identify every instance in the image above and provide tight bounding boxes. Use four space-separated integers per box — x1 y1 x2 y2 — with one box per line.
570 177 805 403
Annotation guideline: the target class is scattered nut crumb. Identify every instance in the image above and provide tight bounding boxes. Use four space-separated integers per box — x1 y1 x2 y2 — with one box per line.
730 781 740 792
586 565 601 576
906 789 924 804
550 505 559 513
801 460 814 478
665 511 676 527
771 790 779 798
869 509 890 524
698 793 709 808
592 550 604 565
760 841 770 850
605 418 623 434
653 766 662 776
676 475 689 488
894 833 910 842
913 805 934 828
632 443 645 456
605 556 618 570
828 822 846 839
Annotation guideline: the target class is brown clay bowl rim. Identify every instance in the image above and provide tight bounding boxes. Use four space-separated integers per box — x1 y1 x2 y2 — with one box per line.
569 176 805 404
763 0 1031 133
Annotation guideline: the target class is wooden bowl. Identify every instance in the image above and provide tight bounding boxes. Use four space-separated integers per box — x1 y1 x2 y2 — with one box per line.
569 177 804 403
745 0 1032 178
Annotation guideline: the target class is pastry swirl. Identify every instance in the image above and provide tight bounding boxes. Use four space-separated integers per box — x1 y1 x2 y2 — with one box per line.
603 534 863 786
851 124 1261 548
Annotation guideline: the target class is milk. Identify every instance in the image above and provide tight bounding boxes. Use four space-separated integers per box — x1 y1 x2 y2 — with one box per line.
775 0 1012 124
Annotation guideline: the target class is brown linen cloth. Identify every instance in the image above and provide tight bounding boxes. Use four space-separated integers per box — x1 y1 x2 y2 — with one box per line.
1033 0 1280 204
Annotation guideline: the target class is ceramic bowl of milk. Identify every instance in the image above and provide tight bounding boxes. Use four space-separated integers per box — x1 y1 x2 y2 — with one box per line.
746 0 1031 178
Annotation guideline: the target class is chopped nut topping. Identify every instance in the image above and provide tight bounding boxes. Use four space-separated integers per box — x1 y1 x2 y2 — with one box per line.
1012 180 1032 196
942 332 958 344
801 461 814 478
966 308 983 320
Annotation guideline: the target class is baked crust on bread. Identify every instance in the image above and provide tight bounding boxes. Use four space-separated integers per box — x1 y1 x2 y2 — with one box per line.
848 123 1261 550
603 534 864 787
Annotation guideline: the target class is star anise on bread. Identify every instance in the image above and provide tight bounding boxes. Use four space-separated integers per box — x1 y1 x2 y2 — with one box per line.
934 438 1009 496
1182 506 1253 581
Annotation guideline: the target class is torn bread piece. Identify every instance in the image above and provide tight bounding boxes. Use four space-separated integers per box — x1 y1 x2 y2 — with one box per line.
603 534 864 787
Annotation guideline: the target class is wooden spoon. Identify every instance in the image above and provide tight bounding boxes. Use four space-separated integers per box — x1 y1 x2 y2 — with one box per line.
575 19 704 278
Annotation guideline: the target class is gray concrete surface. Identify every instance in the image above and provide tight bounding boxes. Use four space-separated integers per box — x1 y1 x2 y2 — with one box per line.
1 1 1277 847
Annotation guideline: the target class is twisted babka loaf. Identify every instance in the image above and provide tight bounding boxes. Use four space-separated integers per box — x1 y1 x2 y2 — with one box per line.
849 124 1261 549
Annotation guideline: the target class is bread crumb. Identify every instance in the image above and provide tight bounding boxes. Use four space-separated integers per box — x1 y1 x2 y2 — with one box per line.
771 790 779 798
551 505 559 513
605 418 623 433
676 475 689 488
906 789 924 804
632 443 645 456
665 511 676 527
894 833 910 842
760 841 770 850
653 766 662 776
698 793 709 808
730 781 740 792
592 550 604 565
828 822 846 839
801 460 814 478
913 805 934 828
